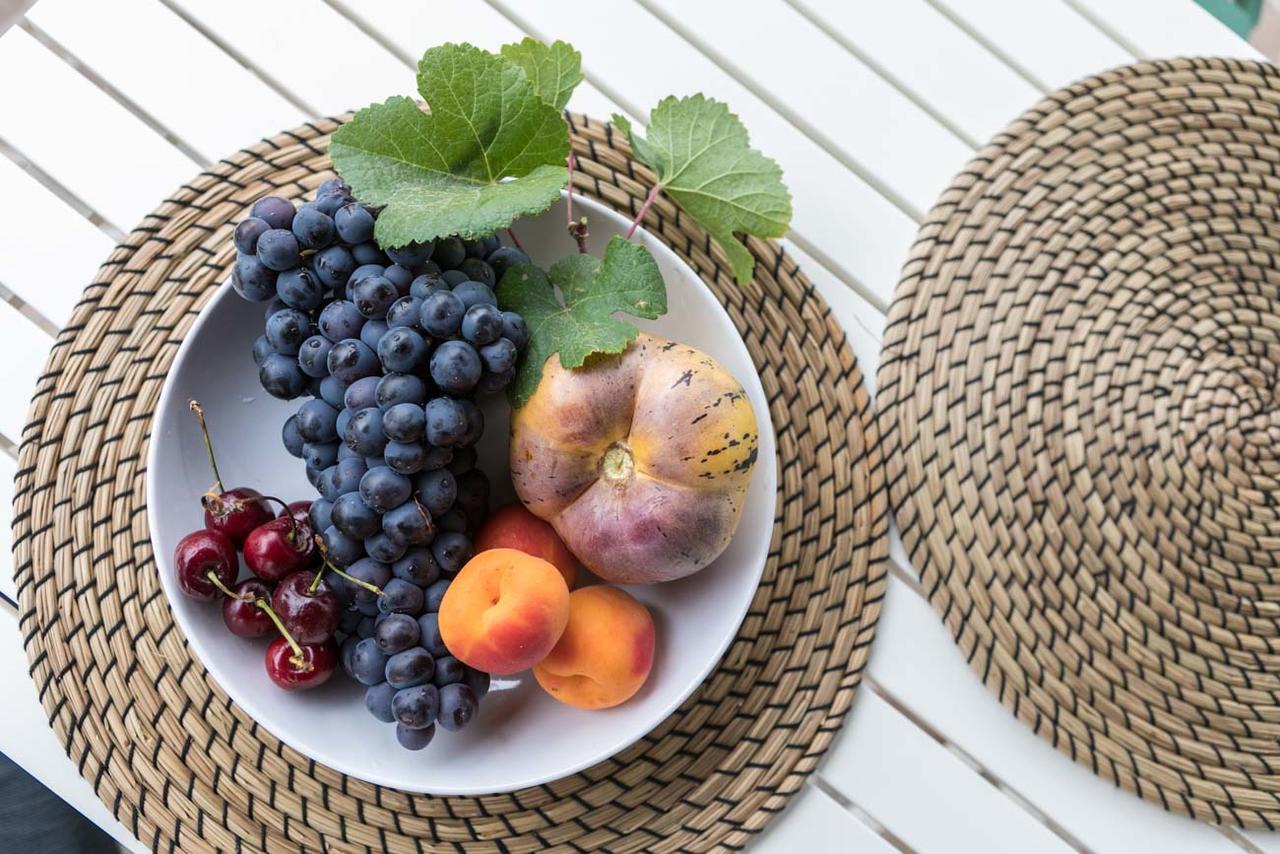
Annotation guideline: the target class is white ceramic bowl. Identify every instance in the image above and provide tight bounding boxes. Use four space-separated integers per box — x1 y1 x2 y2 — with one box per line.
148 193 776 795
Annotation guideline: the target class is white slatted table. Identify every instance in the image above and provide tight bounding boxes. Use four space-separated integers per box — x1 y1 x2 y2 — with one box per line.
0 1 1272 850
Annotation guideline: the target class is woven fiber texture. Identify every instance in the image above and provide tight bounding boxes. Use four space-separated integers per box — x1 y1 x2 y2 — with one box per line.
878 58 1280 828
10 113 887 852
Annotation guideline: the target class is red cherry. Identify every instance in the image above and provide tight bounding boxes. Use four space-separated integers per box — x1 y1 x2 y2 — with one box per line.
203 486 273 547
265 636 337 690
187 400 273 547
174 529 237 601
244 516 317 581
271 571 340 644
279 500 312 527
221 578 276 638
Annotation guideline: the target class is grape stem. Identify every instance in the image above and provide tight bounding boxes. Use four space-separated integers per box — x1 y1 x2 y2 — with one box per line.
254 597 308 669
625 184 662 241
505 226 524 252
188 400 224 493
313 536 384 596
566 152 589 253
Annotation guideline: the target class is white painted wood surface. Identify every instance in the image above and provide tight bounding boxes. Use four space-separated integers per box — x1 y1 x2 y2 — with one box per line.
0 1 1271 850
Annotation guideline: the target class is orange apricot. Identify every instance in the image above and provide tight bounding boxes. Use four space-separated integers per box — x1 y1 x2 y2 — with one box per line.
438 548 570 675
533 586 655 710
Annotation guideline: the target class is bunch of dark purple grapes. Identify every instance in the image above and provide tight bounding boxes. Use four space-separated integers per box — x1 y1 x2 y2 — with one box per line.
229 179 533 749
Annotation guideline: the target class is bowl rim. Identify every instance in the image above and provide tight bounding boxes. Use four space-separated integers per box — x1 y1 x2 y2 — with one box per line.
147 191 775 794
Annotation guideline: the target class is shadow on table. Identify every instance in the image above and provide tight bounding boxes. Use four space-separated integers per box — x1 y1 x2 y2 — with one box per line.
0 752 116 853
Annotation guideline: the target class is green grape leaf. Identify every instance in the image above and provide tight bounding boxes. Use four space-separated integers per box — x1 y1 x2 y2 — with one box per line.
329 43 570 247
500 38 583 111
498 236 667 406
611 95 792 284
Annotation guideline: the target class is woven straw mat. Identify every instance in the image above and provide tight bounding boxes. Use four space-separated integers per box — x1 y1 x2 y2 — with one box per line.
878 58 1280 828
10 113 888 851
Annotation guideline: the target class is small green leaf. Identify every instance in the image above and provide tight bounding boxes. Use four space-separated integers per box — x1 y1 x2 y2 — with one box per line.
620 95 792 284
498 236 667 406
500 38 583 111
329 43 570 247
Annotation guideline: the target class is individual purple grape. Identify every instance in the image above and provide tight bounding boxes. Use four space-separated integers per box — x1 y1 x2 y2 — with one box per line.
500 311 529 349
487 246 530 278
458 257 495 287
436 683 477 731
420 290 466 337
433 236 466 269
392 683 439 728
396 549 440 587
430 340 482 395
298 334 335 378
232 252 277 302
386 648 435 689
375 373 428 408
234 217 270 254
431 532 472 575
327 338 380 383
313 245 355 290
396 722 436 750
365 682 397 723
292 206 336 250
256 228 301 272
375 613 421 655
318 300 366 342
251 195 296 230
452 281 496 308
335 202 375 243
386 241 435 268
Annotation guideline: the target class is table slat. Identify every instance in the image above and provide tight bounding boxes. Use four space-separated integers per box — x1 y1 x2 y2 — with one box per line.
27 0 310 163
0 299 53 443
161 0 418 118
1069 0 1265 60
821 688 1074 853
789 0 1043 144
0 27 196 229
931 0 1134 90
0 453 15 599
0 154 112 327
750 782 897 852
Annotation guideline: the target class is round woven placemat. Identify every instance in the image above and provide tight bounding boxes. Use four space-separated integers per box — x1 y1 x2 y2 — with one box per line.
878 58 1280 828
10 113 887 851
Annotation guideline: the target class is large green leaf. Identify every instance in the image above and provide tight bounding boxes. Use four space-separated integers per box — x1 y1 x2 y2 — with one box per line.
613 95 792 284
330 43 570 246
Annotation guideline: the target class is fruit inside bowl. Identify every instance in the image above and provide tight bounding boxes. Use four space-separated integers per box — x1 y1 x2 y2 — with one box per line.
147 37 792 795
148 191 776 794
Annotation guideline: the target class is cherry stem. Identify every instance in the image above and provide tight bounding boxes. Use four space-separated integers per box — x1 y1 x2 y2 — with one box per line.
254 598 307 667
188 400 224 493
626 184 662 241
505 226 524 252
314 537 384 599
257 494 303 545
205 570 239 600
314 537 384 596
